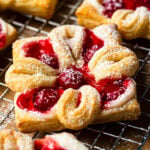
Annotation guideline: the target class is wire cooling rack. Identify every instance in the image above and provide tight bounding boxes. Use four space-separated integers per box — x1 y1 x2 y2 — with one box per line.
0 0 150 149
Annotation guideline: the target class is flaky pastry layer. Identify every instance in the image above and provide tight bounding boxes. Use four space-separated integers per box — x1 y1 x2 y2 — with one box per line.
0 129 33 150
76 0 150 40
0 0 58 19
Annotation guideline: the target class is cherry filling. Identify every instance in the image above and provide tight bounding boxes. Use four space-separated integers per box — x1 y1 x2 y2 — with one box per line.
17 87 63 113
35 137 66 150
82 29 104 64
58 67 85 89
124 0 150 10
17 63 131 112
0 23 6 49
98 78 130 109
18 29 131 112
23 39 59 69
79 66 131 109
102 0 150 18
33 88 59 111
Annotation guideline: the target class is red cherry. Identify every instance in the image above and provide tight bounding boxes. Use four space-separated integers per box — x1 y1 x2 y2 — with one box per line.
33 88 59 111
58 67 84 89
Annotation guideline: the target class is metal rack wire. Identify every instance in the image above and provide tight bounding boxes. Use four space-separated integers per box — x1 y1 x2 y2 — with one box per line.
0 0 150 149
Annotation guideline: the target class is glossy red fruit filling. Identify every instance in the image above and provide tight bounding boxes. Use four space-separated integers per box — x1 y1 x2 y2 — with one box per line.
35 137 66 150
102 0 150 18
82 29 104 64
23 39 59 69
89 78 130 109
58 67 85 89
0 23 6 49
17 63 131 111
102 0 125 18
17 87 63 113
99 78 129 101
78 66 131 108
33 88 59 111
100 78 131 109
124 0 150 10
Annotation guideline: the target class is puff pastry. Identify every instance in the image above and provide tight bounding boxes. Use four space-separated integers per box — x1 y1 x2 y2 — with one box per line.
5 24 141 132
0 0 58 19
0 129 33 150
0 129 88 150
0 18 17 51
76 0 150 40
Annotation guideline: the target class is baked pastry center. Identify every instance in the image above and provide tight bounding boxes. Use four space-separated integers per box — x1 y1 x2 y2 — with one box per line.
16 29 134 112
0 21 6 48
102 0 150 17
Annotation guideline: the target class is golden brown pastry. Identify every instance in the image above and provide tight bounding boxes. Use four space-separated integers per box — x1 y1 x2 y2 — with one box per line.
5 24 140 132
0 0 58 19
0 129 88 150
0 129 34 150
0 18 17 51
76 0 150 40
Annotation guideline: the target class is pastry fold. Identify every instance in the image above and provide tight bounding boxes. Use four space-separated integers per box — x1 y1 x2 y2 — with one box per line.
76 0 150 40
0 0 58 19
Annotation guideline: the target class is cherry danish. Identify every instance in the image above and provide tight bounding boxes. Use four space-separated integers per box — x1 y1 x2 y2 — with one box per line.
76 0 150 39
5 24 140 132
